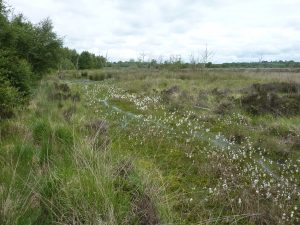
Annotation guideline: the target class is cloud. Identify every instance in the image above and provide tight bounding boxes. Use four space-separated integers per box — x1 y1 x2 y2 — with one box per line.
8 0 300 62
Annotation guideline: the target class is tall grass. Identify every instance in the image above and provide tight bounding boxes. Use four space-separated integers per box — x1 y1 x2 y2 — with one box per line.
0 75 171 224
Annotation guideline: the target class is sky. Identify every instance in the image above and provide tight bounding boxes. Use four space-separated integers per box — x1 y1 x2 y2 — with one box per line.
8 0 300 63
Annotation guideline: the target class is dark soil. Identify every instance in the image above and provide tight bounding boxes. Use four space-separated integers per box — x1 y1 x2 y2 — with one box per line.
132 192 160 225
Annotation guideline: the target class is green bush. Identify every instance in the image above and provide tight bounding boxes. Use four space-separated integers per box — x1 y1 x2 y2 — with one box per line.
0 77 20 119
0 50 33 95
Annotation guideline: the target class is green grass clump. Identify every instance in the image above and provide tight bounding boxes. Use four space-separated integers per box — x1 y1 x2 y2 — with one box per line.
55 126 73 146
32 120 52 144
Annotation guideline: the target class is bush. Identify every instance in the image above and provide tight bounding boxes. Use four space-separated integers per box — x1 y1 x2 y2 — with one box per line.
241 92 300 116
0 77 20 119
0 50 33 95
0 51 33 119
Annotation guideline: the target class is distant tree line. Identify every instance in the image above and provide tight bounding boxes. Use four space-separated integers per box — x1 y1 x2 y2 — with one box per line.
0 0 105 119
210 61 300 68
107 60 300 70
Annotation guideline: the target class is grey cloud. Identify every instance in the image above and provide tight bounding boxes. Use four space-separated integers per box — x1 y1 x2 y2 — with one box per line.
8 0 300 62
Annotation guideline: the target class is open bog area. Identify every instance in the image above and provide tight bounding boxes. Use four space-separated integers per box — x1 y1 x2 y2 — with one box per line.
1 68 300 224
2 0 300 224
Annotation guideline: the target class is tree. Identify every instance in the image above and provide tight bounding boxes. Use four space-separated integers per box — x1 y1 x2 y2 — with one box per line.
94 55 106 69
28 18 63 74
78 51 93 69
59 48 79 70
189 52 198 70
0 1 63 119
0 1 14 49
0 50 33 95
200 44 214 69
78 51 106 69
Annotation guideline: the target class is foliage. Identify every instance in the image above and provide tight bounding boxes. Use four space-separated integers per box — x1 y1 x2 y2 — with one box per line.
28 18 63 74
0 50 32 95
0 77 20 118
59 48 78 70
78 51 93 69
78 51 106 70
60 48 106 70
0 1 61 119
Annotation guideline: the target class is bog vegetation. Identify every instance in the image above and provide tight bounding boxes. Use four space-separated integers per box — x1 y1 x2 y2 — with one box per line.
1 1 300 225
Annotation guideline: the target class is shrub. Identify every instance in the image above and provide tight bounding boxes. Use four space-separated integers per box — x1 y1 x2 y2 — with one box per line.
0 77 20 119
0 50 33 95
241 92 300 116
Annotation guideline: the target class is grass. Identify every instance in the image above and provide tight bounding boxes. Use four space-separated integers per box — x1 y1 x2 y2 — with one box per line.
1 68 300 224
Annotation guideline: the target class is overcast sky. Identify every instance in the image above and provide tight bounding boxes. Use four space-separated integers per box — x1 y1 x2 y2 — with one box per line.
8 0 300 62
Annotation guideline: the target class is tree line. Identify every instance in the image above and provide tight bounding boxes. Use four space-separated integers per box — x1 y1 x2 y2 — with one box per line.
109 59 300 70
